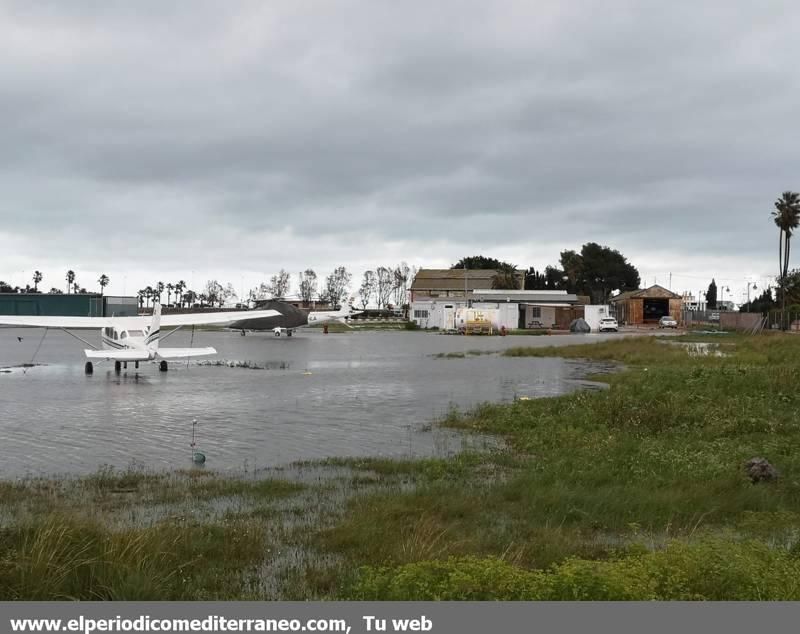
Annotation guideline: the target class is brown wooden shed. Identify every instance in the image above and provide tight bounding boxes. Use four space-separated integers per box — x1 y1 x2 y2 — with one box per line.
609 285 682 325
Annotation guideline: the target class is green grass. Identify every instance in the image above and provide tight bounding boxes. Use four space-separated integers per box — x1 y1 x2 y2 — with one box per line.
0 468 303 599
0 515 270 600
320 332 800 599
348 539 800 600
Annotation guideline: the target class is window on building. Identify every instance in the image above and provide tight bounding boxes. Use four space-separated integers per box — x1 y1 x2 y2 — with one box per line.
414 309 429 319
530 306 541 318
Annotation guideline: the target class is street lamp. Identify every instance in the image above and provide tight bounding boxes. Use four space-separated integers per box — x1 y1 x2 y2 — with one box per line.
745 281 758 306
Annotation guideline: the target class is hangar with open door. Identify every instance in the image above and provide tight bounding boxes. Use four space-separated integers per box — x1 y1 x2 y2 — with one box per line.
609 285 682 326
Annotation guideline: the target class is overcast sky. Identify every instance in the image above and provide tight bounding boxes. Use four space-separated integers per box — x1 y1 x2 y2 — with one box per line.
1 1 797 304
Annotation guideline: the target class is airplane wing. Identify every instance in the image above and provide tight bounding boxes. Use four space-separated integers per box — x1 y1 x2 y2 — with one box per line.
84 349 150 361
159 309 281 327
0 316 122 329
157 347 216 359
0 309 282 330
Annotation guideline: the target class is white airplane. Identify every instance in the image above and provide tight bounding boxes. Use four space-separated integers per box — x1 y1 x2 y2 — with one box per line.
0 303 282 374
270 299 362 337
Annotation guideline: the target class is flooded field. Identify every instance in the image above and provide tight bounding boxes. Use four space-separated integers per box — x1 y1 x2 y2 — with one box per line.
0 329 625 477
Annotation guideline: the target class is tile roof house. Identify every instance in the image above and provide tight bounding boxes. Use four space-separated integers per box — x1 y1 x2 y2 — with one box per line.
410 269 525 300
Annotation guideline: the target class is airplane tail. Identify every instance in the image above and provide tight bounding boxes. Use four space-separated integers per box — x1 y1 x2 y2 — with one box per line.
339 296 362 320
146 302 161 350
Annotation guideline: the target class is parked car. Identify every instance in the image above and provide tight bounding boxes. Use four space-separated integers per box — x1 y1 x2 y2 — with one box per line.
658 315 678 329
599 317 618 332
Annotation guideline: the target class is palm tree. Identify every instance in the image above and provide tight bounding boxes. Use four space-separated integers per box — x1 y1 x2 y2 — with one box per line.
156 281 164 306
175 281 186 308
66 270 75 294
144 286 154 309
166 283 175 306
491 265 521 290
772 191 800 328
98 274 110 295
32 271 43 292
138 289 145 309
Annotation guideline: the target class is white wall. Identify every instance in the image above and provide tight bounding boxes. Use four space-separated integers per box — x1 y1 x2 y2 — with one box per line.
584 305 610 331
473 302 518 329
412 299 577 331
411 300 468 329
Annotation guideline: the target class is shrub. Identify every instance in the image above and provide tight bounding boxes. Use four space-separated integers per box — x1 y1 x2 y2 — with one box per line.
348 539 800 600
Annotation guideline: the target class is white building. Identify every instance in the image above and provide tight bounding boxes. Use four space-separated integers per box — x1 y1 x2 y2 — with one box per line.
583 304 613 331
409 269 581 330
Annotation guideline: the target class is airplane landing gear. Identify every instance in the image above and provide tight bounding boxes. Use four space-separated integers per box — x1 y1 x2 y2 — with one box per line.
241 329 246 336
159 360 168 372
84 361 93 375
287 329 293 337
135 361 139 369
114 361 121 374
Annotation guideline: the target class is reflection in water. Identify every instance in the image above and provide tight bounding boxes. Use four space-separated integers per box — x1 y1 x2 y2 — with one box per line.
0 329 616 476
658 340 729 357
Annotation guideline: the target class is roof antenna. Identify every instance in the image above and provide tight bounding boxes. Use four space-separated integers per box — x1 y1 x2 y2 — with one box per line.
191 418 206 464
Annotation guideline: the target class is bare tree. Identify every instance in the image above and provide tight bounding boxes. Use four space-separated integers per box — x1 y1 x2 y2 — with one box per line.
298 269 318 307
392 262 411 307
266 269 291 299
253 283 270 301
204 280 224 307
224 283 238 306
359 270 376 309
320 266 352 308
375 266 394 309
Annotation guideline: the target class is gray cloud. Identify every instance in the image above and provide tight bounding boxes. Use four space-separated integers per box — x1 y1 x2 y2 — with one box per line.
0 1 798 299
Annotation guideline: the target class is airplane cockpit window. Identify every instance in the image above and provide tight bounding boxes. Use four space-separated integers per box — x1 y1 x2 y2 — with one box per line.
120 331 127 339
113 331 118 340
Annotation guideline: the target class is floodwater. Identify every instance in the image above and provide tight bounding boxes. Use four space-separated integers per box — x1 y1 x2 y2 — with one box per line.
0 328 625 477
